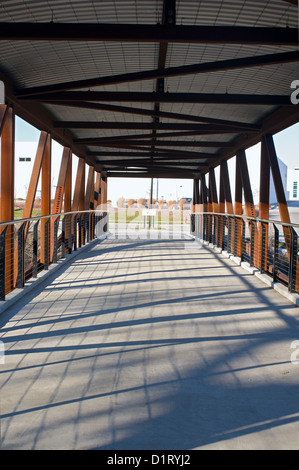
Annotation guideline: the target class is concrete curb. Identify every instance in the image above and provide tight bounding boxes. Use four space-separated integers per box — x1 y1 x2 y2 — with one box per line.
190 234 299 307
0 232 112 317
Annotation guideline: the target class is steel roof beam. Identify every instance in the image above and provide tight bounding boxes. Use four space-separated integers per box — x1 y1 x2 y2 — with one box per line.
16 50 299 97
98 160 206 167
76 130 246 143
46 101 260 129
29 91 292 105
58 122 258 133
106 171 193 179
92 152 218 160
79 140 233 148
0 23 297 45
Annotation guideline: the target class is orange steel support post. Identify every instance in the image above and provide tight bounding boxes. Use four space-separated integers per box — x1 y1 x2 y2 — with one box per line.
21 131 49 224
78 160 86 245
237 149 258 265
101 177 108 233
264 134 292 243
264 134 298 291
85 165 94 241
200 174 208 212
101 177 107 207
193 178 200 214
209 169 218 213
89 172 95 240
237 150 256 218
85 165 94 210
72 157 85 212
234 155 243 256
64 151 72 250
64 152 72 213
52 147 71 214
191 178 199 234
0 104 8 136
71 157 85 246
209 168 218 243
94 172 101 208
50 146 71 259
259 137 270 271
220 160 234 214
40 133 52 266
0 105 15 294
200 174 208 240
220 160 234 253
13 130 49 284
218 162 226 248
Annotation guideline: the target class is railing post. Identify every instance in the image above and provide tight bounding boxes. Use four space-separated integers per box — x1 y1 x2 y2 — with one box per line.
44 218 50 270
78 215 82 248
217 215 221 247
61 216 66 259
213 215 216 245
250 220 255 267
68 215 72 254
233 216 238 256
16 223 26 288
260 222 267 274
240 219 246 262
53 217 59 263
273 224 279 283
222 215 226 251
289 227 298 293
73 214 77 251
0 226 8 301
227 216 232 254
190 213 195 235
32 220 39 278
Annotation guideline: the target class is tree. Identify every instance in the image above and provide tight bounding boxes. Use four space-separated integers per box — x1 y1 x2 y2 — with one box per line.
179 198 186 210
117 197 125 208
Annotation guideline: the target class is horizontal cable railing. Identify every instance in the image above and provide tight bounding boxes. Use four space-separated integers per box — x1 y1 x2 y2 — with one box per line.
191 212 299 295
0 210 108 301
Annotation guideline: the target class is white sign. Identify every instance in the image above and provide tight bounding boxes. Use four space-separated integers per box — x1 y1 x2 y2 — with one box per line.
142 209 156 216
0 80 4 104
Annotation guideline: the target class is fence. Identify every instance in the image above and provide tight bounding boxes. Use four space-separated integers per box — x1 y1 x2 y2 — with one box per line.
191 212 299 294
0 210 108 301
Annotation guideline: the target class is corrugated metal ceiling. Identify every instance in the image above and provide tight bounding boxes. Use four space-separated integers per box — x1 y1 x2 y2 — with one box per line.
0 0 299 177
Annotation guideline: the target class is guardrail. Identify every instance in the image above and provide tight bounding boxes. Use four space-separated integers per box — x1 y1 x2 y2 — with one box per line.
0 210 108 301
191 212 299 294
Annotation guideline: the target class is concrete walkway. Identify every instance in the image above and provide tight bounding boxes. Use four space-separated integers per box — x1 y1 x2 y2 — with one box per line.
1 234 299 450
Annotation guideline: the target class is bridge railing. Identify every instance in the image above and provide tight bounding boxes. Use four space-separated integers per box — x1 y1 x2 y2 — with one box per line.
0 210 108 301
191 212 299 294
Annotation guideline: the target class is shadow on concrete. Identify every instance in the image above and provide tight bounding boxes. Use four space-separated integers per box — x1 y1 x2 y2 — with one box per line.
1 237 299 449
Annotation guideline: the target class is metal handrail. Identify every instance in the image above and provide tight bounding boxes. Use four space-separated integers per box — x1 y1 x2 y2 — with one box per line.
191 211 299 229
0 209 108 301
0 208 107 227
191 211 299 295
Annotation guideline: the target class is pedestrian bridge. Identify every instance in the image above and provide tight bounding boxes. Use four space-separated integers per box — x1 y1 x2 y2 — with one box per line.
1 228 299 450
1 0 299 452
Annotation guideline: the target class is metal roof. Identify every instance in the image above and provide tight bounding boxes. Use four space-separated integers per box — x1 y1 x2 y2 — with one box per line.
1 0 299 179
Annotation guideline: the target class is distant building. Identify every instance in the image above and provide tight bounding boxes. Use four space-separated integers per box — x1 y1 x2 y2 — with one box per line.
15 142 39 199
287 168 299 201
269 157 289 204
14 141 78 200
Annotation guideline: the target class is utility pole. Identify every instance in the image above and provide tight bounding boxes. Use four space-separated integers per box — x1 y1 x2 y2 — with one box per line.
149 178 153 228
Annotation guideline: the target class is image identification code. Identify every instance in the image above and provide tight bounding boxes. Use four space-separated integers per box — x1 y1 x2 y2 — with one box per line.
107 454 191 467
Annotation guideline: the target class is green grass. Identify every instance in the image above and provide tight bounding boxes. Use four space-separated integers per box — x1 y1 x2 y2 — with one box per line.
14 208 41 220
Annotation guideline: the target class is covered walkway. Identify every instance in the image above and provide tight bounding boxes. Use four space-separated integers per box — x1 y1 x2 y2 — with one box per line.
1 233 299 450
